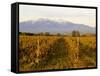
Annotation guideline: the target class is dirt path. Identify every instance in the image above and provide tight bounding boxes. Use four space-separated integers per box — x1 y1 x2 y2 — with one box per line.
39 37 69 69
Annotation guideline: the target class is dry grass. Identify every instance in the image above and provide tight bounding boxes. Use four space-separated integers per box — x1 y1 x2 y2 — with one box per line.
19 35 96 71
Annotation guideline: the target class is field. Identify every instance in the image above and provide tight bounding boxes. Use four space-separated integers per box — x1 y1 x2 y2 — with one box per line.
19 35 96 71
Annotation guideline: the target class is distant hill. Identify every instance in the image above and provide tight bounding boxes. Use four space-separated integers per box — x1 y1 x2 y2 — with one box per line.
19 19 95 34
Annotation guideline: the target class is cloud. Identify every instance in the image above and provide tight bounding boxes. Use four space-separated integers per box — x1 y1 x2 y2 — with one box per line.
19 5 96 27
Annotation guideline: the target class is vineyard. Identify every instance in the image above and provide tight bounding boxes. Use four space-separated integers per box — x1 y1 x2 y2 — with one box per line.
19 35 96 71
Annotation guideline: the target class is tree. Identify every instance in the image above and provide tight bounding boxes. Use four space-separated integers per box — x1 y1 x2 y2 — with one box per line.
72 31 76 37
39 32 44 36
57 33 61 36
45 32 50 36
77 31 80 37
72 30 80 37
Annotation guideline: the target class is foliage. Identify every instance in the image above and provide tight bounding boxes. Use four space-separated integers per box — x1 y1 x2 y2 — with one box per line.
72 30 80 37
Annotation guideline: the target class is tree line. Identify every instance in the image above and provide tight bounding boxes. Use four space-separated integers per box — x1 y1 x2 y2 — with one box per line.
19 30 95 37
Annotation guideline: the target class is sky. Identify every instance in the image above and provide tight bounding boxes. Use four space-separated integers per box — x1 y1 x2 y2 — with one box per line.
19 5 96 27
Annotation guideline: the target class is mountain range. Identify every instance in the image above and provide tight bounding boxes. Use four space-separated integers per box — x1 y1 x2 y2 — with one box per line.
19 19 95 34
